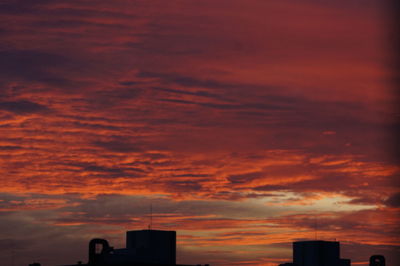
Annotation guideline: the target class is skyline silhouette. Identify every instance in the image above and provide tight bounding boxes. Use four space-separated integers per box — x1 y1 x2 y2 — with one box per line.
28 229 387 266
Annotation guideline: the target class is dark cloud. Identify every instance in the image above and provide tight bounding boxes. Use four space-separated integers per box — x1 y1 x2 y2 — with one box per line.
151 86 224 100
82 164 125 174
144 72 374 139
0 145 23 150
0 238 27 251
92 139 143 153
0 100 49 114
0 0 53 15
32 19 129 30
0 50 72 85
58 161 146 179
70 121 121 131
385 192 400 208
253 185 288 191
138 72 238 89
172 174 210 178
345 196 382 206
228 172 264 184
0 211 89 266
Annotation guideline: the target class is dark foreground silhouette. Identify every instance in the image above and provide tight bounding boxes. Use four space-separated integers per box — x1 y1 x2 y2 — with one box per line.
29 229 386 266
55 229 207 266
279 240 386 266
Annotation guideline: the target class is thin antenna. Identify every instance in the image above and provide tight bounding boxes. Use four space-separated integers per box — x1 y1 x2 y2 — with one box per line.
149 203 153 230
11 241 15 266
314 215 318 240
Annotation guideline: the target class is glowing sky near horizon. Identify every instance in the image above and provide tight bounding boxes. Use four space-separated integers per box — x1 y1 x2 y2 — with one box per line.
0 0 399 265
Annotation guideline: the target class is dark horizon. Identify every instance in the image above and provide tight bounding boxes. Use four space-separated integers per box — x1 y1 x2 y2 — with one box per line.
28 229 386 266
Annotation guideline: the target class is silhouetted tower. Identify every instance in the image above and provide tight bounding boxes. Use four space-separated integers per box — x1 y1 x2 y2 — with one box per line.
293 241 339 266
370 255 385 266
126 229 176 265
279 240 351 266
293 240 350 266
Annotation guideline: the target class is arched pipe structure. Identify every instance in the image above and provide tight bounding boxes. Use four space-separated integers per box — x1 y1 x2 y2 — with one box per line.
370 255 385 266
88 238 113 265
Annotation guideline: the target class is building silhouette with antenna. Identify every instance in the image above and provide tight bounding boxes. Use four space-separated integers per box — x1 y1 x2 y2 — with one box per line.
28 230 386 266
42 229 209 266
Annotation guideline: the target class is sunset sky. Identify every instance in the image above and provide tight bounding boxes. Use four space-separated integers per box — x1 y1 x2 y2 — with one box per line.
0 1 399 265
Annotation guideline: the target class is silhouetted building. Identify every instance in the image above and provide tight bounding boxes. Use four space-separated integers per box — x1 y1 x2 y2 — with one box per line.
55 229 208 266
294 240 340 266
280 240 351 266
370 255 385 266
339 259 351 266
125 230 176 265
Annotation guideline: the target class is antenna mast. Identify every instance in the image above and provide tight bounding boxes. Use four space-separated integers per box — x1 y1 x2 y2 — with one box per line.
149 203 153 230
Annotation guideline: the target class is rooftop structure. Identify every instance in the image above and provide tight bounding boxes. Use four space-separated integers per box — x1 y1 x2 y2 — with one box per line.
280 240 351 266
370 255 385 266
56 229 208 266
